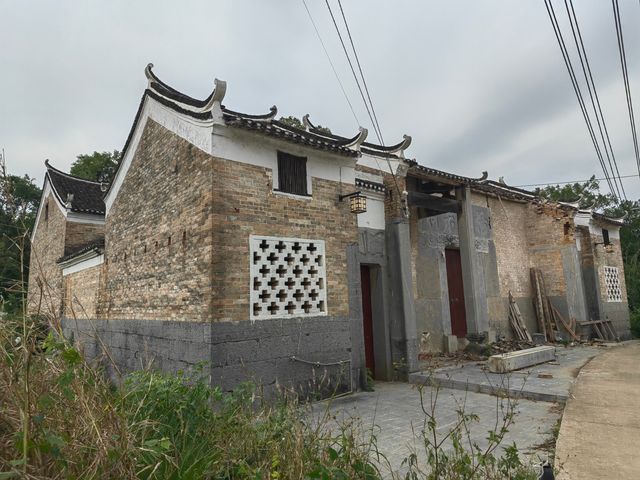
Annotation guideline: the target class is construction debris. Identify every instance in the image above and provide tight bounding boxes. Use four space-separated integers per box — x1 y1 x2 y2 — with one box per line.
579 319 620 342
508 290 533 342
489 338 535 355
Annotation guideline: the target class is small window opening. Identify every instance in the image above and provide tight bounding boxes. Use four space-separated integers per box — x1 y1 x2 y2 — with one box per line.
155 241 159 251
168 235 172 246
143 244 147 254
182 230 187 245
276 151 308 196
564 222 570 236
45 202 49 223
602 229 611 246
124 252 127 261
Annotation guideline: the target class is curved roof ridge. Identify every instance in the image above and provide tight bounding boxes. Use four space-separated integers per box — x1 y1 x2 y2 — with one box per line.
45 159 103 184
144 63 226 112
302 114 411 156
222 105 278 121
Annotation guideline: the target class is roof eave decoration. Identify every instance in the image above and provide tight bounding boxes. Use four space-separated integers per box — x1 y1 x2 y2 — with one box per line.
558 195 584 209
592 210 628 226
303 114 410 157
222 110 360 158
144 63 226 116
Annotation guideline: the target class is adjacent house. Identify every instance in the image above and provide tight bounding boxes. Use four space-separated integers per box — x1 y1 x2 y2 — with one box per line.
27 65 631 395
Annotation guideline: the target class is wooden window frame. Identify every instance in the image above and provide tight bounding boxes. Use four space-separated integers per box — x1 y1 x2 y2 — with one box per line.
275 151 309 197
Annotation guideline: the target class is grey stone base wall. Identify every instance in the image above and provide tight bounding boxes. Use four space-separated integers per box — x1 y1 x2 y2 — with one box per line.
61 315 354 398
602 302 631 340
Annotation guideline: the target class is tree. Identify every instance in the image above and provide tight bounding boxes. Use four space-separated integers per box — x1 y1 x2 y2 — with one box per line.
0 170 41 314
278 116 332 135
70 150 120 183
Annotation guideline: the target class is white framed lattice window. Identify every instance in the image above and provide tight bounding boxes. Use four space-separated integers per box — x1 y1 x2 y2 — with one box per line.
603 266 622 302
250 235 327 320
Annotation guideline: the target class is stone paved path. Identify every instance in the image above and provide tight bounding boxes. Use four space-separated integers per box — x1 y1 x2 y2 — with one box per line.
555 341 640 479
410 345 602 403
312 382 559 477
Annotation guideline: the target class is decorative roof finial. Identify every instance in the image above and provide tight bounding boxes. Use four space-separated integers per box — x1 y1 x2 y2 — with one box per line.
302 114 312 131
203 78 227 110
344 127 368 150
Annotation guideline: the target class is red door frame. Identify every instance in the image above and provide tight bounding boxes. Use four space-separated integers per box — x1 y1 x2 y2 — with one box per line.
360 265 375 377
445 249 467 338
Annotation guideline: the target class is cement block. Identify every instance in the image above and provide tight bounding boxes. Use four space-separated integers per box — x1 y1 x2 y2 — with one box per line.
484 329 497 344
488 346 556 373
443 334 458 353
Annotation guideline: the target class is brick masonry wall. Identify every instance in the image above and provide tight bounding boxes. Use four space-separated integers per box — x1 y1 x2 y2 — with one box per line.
471 193 532 298
591 226 630 337
100 119 213 321
63 264 103 319
211 154 358 322
525 203 575 298
65 222 104 254
27 193 67 316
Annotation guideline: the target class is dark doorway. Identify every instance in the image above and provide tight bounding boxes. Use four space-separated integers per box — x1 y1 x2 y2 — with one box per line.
445 249 467 338
360 265 375 377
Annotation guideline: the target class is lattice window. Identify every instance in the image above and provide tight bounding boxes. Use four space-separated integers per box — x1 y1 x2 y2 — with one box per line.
603 266 622 302
250 236 327 320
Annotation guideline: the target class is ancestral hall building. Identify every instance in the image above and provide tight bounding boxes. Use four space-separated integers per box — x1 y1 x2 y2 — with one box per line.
27 65 631 393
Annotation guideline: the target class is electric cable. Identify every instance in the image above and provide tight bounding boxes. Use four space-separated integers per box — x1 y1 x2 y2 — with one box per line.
544 0 618 197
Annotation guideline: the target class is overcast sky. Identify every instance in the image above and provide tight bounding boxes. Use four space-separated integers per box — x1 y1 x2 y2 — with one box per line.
1 0 639 199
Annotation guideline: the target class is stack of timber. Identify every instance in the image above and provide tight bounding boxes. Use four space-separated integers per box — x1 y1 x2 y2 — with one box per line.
580 319 619 342
530 268 580 342
508 291 532 342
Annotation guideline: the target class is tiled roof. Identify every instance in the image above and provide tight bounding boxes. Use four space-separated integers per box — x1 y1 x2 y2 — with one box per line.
222 113 360 157
45 161 106 215
58 239 105 264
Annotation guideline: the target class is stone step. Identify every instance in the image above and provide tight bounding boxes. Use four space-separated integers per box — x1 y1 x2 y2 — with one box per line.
487 345 556 373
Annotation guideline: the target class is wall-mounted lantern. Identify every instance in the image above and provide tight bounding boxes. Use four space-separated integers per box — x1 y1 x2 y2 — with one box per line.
339 191 367 214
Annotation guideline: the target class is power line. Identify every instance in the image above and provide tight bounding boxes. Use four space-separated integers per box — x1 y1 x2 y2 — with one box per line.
300 0 360 126
612 0 640 178
322 0 404 206
543 0 618 198
564 0 626 199
323 0 379 143
336 0 384 144
516 173 639 188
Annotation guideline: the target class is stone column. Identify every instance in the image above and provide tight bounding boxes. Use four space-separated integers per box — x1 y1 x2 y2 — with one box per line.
456 185 489 336
386 218 419 375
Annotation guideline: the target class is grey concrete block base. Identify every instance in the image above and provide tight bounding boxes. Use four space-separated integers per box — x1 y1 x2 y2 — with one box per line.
443 334 458 353
61 316 355 398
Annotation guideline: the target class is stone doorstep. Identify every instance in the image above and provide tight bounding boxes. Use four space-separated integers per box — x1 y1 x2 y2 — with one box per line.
487 346 557 373
407 370 568 403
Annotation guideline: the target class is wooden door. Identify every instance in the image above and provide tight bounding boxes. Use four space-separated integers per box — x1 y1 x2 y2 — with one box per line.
445 249 467 338
360 265 375 376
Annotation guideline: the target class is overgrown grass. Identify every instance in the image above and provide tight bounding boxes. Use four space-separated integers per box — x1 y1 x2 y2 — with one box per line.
0 316 379 479
1 315 541 479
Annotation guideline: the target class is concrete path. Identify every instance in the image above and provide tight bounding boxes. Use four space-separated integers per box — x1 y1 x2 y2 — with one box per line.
312 382 559 476
555 341 640 479
409 345 601 403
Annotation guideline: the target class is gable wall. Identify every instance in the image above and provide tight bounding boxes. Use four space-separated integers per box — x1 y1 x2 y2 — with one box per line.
65 222 104 254
27 193 67 316
63 264 103 319
100 119 212 321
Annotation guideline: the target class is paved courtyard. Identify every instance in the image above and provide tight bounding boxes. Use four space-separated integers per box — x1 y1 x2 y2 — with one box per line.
313 382 559 476
312 345 606 477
